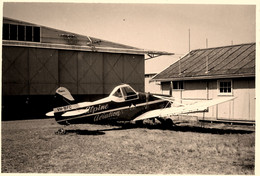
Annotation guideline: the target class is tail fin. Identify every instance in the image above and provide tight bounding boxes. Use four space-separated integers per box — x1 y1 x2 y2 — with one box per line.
54 87 75 107
46 87 75 117
56 87 74 101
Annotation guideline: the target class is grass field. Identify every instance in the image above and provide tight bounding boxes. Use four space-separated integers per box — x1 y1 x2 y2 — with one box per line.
1 118 255 174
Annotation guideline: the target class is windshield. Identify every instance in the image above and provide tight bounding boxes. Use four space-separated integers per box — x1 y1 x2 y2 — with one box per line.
121 86 138 100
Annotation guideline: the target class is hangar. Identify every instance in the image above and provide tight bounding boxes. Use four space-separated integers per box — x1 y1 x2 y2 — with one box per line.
152 43 255 122
2 17 173 119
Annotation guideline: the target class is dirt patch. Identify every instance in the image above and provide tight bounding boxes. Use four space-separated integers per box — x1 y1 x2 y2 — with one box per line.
1 118 255 174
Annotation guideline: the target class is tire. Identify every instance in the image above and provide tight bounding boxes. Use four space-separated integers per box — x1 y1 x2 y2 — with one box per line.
162 118 174 128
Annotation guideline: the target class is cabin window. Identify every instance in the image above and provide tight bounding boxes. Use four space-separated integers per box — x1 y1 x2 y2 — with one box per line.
218 80 232 95
122 86 138 100
113 89 123 98
2 23 40 42
173 81 184 90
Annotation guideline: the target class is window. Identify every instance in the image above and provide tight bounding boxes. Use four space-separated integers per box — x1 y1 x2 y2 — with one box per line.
218 80 232 95
26 26 32 41
18 25 25 41
33 27 40 42
10 24 17 40
3 23 9 40
2 23 40 42
172 81 184 90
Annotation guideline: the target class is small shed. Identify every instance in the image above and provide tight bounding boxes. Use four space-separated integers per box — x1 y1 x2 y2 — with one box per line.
152 43 255 122
2 17 173 119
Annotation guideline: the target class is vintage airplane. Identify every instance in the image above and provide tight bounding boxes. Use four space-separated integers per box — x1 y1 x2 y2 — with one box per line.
46 84 235 131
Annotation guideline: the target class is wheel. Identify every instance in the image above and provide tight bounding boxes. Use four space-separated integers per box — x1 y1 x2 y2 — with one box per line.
55 128 67 135
135 120 143 126
162 118 174 128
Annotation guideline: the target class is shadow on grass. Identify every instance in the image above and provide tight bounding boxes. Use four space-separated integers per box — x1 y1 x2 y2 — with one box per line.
55 123 254 135
59 126 135 135
144 125 255 135
64 129 106 135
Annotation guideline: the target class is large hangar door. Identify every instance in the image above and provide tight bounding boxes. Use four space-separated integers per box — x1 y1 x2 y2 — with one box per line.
29 48 58 95
2 47 59 95
2 47 58 118
103 53 144 94
78 52 103 95
2 47 29 95
103 53 124 94
123 54 144 92
58 50 78 94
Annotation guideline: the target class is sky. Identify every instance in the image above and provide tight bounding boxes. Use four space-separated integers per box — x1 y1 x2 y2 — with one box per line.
1 1 257 73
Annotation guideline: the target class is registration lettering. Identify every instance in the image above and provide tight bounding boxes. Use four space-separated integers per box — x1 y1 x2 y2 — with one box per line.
54 104 79 113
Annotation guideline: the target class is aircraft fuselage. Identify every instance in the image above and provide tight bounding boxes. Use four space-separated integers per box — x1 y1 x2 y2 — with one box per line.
54 92 168 125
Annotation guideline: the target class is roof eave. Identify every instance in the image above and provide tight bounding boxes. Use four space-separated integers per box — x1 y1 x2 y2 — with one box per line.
3 40 173 56
152 74 255 82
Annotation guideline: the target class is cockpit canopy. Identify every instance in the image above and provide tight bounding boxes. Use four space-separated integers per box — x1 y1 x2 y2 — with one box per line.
109 84 138 101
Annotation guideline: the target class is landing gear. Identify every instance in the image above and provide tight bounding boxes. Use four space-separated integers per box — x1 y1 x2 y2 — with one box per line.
135 120 143 127
55 122 70 135
164 118 174 128
55 128 67 135
158 118 174 128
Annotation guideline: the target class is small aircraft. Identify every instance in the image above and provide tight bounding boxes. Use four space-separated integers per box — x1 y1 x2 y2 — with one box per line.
46 84 235 131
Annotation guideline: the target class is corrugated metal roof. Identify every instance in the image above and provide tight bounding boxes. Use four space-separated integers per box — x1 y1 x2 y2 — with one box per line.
153 43 255 81
3 17 174 56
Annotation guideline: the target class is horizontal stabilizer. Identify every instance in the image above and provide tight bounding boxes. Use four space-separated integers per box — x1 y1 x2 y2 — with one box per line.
46 111 54 117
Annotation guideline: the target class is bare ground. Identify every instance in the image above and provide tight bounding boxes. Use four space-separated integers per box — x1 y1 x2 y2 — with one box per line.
1 118 255 174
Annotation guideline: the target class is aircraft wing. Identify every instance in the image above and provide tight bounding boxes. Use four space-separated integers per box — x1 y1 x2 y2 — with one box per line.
133 96 236 122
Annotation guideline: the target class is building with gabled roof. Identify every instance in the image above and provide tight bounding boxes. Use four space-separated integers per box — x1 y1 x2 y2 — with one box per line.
152 43 255 122
2 17 173 119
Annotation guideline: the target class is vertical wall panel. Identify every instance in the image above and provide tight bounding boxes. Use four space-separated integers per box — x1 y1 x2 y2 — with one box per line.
103 53 124 93
249 79 255 120
78 52 103 94
123 54 144 91
2 46 29 95
29 48 58 95
182 81 207 99
232 78 255 120
58 50 78 94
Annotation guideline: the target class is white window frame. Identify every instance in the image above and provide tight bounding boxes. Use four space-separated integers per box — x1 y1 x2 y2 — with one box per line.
217 79 233 96
172 81 184 90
